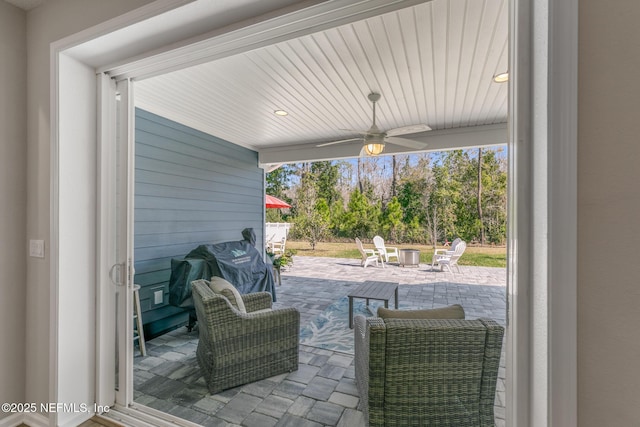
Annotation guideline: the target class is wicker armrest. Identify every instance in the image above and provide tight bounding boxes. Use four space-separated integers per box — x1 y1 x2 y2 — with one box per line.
235 307 300 336
354 315 369 392
354 315 386 426
354 315 370 370
242 291 273 312
478 318 505 425
239 306 299 323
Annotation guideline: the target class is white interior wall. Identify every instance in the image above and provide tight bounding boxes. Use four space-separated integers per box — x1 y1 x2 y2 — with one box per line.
25 0 157 412
0 2 27 422
54 53 99 427
578 1 640 425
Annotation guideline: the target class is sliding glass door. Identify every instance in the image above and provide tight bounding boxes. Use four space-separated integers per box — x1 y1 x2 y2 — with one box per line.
96 75 136 411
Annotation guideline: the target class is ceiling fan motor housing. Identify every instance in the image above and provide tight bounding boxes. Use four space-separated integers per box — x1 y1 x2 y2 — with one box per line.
368 92 382 103
365 132 385 143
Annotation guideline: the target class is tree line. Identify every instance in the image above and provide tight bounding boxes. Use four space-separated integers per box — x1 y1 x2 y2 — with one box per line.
266 147 507 249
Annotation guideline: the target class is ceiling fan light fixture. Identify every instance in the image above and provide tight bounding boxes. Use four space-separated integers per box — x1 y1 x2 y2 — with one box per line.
315 92 429 154
364 142 385 156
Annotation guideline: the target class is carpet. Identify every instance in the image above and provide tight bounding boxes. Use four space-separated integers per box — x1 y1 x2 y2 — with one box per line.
300 296 389 354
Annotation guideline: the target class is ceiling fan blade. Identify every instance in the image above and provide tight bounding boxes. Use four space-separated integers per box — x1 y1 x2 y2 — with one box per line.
316 137 362 147
386 136 428 149
386 124 431 137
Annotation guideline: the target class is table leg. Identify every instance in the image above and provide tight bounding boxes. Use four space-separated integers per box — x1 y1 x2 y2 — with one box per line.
395 287 399 309
273 266 281 286
349 296 354 329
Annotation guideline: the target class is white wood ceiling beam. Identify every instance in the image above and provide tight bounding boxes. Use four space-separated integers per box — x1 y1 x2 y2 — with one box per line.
102 0 432 81
258 122 507 166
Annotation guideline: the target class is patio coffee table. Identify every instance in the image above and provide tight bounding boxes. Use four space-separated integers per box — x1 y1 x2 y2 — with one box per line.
348 281 399 328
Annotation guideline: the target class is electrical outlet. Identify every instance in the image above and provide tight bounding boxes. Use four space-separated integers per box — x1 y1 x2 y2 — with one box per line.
29 240 45 258
154 290 163 305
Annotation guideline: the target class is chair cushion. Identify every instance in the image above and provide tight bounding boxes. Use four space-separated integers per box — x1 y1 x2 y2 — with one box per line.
377 304 465 320
209 276 246 313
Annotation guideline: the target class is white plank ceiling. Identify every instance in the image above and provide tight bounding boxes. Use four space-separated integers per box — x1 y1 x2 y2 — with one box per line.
134 0 508 160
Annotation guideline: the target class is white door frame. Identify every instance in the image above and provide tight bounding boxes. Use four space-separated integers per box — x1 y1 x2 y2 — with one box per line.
95 73 118 410
507 0 577 424
95 76 137 412
50 0 578 425
114 78 137 408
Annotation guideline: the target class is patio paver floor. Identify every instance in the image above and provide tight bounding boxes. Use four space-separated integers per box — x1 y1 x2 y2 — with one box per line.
133 256 507 426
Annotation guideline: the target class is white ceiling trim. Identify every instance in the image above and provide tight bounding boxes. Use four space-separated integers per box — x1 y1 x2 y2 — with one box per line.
258 123 507 165
3 0 46 11
102 0 432 81
53 0 195 55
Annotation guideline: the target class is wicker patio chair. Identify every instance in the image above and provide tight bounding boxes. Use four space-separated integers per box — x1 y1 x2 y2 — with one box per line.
191 279 299 394
354 315 504 427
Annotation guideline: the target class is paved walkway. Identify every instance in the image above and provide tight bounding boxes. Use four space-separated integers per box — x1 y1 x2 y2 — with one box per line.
133 256 506 426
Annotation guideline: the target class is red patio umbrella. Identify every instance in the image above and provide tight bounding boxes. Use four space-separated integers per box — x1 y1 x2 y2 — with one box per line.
265 194 291 209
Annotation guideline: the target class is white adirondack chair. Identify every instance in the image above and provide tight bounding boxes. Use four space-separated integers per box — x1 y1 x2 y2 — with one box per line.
432 240 467 273
265 223 290 254
431 237 462 268
372 235 399 263
268 237 286 255
356 237 380 268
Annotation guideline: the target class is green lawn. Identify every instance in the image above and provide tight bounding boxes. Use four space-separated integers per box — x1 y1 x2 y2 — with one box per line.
286 240 506 268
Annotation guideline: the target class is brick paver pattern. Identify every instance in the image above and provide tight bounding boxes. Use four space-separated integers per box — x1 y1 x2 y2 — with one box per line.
133 256 507 426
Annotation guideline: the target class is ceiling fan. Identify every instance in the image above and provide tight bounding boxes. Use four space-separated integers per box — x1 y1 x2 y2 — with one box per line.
316 92 431 156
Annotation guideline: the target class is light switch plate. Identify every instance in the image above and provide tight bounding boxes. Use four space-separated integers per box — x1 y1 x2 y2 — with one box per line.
29 240 45 258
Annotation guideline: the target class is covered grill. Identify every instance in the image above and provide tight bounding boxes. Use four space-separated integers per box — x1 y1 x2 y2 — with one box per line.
169 231 276 327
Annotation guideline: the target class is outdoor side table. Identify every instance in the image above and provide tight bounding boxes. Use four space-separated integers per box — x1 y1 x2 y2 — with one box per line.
347 281 399 328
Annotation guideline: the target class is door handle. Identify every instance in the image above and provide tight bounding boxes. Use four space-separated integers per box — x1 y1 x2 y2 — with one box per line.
109 263 124 286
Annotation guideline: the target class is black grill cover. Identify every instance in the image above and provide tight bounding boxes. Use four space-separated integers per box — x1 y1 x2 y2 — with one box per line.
169 240 276 311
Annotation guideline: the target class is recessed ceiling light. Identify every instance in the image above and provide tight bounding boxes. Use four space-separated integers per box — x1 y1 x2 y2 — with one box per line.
274 110 288 116
493 72 509 83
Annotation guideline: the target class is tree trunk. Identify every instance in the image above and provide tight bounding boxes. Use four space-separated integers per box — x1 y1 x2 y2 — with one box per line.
391 155 397 197
357 157 363 193
477 148 485 245
423 203 438 248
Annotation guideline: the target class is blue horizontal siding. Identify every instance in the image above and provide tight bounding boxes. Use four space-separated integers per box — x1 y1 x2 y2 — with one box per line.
135 155 262 186
133 108 265 338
